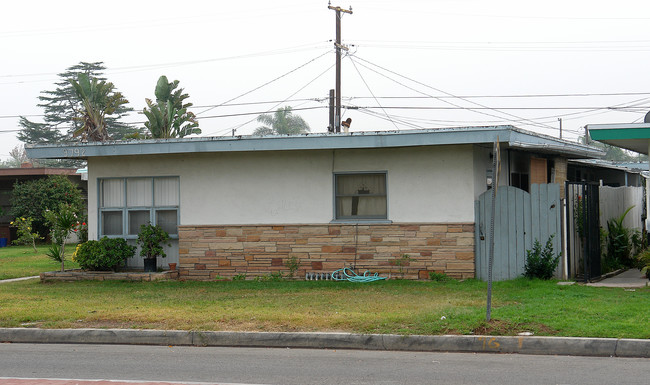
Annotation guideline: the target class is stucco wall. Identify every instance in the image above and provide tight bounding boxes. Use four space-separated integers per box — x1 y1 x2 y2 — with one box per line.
88 144 477 233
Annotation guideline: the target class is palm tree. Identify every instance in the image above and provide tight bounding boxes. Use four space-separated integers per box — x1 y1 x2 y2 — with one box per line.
69 74 129 141
143 76 201 138
253 106 311 136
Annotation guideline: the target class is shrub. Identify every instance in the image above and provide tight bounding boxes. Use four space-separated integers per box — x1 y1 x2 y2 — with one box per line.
137 223 170 260
10 175 84 239
10 216 42 252
75 237 136 271
605 206 635 269
524 235 560 280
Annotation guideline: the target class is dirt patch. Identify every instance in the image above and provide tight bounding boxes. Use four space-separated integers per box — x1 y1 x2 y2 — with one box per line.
472 319 558 336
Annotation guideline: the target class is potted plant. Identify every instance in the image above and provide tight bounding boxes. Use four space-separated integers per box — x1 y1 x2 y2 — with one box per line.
137 223 170 272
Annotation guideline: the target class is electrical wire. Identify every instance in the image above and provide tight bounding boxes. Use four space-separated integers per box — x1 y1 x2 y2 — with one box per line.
350 55 557 131
205 61 336 136
348 56 399 130
195 50 331 117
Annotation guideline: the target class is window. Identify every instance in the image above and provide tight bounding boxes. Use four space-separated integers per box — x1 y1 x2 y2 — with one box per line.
335 173 387 220
99 177 179 237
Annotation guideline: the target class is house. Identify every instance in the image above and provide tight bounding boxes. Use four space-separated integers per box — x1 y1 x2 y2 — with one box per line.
25 125 602 280
0 164 87 243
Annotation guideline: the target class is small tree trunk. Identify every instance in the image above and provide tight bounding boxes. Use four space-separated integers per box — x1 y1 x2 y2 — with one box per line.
60 243 66 272
31 238 37 253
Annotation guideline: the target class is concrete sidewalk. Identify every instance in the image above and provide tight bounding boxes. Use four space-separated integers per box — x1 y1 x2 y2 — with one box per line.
0 328 649 358
587 269 649 288
0 276 39 284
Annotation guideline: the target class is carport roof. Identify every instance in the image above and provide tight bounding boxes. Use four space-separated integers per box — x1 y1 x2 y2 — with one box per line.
587 123 650 155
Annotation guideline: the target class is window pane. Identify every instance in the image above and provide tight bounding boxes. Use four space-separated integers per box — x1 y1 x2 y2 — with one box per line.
336 174 386 195
127 178 152 207
335 173 387 219
336 196 387 218
156 209 178 235
101 179 124 208
101 211 123 235
154 177 179 207
128 210 150 235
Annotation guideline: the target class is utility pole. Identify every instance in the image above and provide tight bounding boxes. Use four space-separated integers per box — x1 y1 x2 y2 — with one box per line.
558 118 563 140
328 2 353 133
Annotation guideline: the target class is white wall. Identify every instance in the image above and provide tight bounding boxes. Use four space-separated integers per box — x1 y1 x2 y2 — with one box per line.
87 144 477 237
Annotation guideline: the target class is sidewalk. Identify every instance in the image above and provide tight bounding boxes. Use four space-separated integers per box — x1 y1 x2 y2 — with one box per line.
587 269 649 288
0 276 39 284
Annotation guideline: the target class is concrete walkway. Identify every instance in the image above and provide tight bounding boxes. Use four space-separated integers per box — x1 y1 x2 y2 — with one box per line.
0 276 39 284
587 269 649 288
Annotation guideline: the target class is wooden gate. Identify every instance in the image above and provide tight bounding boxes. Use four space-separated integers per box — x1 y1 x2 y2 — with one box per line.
474 184 561 281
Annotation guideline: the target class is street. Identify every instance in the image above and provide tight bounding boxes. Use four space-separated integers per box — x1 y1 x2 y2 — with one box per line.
1 343 648 384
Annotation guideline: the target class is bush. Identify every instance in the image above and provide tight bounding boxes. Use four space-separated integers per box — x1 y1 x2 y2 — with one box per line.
10 216 42 252
10 175 84 239
136 223 170 260
605 206 635 269
74 237 136 271
524 235 560 280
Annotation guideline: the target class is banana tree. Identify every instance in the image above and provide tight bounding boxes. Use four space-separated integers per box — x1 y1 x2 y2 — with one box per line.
69 73 128 141
143 76 201 138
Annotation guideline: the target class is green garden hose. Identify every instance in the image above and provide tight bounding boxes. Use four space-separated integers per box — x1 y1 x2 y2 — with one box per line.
331 267 387 283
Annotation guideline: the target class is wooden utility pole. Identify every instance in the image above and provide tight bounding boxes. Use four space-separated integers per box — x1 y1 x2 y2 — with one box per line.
328 3 352 133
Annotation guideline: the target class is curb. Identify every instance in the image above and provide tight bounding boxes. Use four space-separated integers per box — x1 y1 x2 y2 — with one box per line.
1 328 649 357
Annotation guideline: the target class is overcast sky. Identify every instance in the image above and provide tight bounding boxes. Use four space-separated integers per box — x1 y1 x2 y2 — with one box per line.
1 0 649 161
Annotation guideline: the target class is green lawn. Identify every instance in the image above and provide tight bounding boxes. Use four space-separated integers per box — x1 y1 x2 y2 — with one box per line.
0 277 647 339
0 245 79 280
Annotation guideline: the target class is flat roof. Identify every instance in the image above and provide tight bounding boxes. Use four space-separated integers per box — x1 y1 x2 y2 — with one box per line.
26 125 604 160
0 167 79 177
587 123 650 154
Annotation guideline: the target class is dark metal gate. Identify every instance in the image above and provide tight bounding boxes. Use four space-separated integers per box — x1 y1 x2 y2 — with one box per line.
566 182 601 281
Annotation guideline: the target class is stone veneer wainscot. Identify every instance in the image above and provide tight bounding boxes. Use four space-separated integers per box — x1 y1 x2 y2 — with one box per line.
178 223 474 280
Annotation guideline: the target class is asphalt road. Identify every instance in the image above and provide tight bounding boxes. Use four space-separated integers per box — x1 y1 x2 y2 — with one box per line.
1 343 648 385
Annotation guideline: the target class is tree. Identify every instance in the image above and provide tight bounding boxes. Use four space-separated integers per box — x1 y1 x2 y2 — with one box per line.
253 106 311 136
10 175 84 239
70 73 129 141
142 75 201 138
1 145 30 168
18 61 139 144
580 136 648 162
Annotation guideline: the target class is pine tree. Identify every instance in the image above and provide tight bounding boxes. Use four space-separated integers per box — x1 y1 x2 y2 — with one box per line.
18 61 140 143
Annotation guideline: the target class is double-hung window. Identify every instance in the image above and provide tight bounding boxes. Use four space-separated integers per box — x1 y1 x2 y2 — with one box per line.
335 172 387 220
99 177 180 237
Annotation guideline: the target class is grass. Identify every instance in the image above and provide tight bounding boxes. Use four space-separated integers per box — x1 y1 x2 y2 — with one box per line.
0 245 79 280
0 277 647 339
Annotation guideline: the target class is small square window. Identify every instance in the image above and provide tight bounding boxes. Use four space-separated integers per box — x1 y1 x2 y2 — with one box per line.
335 173 387 220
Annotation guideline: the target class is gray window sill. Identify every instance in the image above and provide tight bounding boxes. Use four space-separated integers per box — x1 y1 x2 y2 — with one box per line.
329 219 393 225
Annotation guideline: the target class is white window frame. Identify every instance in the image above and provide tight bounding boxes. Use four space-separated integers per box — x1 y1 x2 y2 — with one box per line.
98 176 180 239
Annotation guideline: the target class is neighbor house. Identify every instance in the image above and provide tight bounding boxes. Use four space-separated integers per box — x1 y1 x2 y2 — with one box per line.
26 125 602 280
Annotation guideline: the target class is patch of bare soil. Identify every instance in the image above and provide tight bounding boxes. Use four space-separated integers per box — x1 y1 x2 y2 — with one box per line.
472 319 558 336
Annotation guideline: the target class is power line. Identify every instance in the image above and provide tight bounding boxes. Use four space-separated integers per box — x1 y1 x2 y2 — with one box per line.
196 50 332 117
348 56 399 130
350 54 557 131
206 60 336 136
